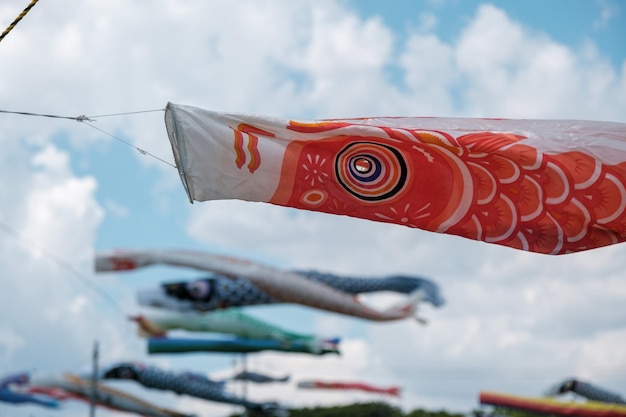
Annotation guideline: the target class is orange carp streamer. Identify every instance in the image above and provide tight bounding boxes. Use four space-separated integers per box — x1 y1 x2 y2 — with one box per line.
166 103 626 255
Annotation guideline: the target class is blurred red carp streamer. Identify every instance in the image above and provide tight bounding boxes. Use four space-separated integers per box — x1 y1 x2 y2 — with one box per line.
297 380 400 397
165 103 626 255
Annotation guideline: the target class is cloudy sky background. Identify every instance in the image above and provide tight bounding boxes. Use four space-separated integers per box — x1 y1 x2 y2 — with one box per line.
1 0 625 416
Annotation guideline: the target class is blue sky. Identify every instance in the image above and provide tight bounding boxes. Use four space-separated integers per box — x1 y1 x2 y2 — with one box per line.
354 0 625 60
1 1 625 416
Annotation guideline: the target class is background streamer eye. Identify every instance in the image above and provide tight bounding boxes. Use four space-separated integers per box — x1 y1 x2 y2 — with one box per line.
186 280 212 300
335 142 408 202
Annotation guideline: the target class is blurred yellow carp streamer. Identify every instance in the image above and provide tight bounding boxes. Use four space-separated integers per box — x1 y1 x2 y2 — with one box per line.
480 391 626 417
164 103 626 255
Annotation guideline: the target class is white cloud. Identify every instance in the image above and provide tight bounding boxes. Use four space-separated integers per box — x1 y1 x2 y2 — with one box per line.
578 328 626 379
0 139 138 416
453 4 626 119
0 326 26 362
105 199 131 218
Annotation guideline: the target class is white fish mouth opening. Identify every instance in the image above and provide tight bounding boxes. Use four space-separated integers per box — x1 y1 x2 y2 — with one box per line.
136 287 195 312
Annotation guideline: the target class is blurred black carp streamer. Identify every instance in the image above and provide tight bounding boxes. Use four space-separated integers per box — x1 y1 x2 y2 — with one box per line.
229 371 290 384
96 248 444 322
133 271 443 314
101 362 287 416
546 378 626 405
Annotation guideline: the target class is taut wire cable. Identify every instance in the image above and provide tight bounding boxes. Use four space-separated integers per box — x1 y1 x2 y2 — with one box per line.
0 220 128 318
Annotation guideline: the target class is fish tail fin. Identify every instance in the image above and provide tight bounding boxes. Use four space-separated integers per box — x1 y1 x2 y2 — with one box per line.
129 315 167 338
380 289 425 320
95 250 151 272
323 337 341 348
408 289 432 324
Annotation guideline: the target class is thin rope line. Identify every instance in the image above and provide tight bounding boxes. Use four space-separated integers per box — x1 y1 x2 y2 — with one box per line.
82 121 176 168
0 107 176 168
0 109 91 122
87 108 164 118
0 220 128 318
0 0 40 44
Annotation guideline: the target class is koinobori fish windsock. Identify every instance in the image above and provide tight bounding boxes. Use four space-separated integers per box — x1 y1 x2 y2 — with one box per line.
147 336 340 356
130 309 339 350
480 391 626 417
27 373 195 417
101 362 285 415
130 271 442 314
0 373 60 409
96 249 429 322
297 380 400 397
165 102 626 255
545 379 626 405
230 371 290 384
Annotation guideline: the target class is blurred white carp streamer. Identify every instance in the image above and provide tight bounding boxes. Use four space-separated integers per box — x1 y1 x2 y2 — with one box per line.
165 102 626 255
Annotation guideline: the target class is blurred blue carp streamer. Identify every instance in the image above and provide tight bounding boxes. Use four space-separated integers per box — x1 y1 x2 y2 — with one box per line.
0 372 60 409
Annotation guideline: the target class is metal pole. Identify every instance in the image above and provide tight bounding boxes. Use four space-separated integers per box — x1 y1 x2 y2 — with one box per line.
243 353 248 401
90 340 99 417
